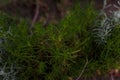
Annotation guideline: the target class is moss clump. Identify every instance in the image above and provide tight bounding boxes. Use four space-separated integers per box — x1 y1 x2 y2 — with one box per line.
0 2 120 80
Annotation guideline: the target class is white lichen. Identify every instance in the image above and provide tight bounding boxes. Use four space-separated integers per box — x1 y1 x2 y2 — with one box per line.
93 0 120 45
0 63 19 80
0 26 19 80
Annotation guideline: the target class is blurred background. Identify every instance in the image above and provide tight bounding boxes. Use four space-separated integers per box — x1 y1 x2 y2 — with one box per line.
0 0 104 25
0 0 119 25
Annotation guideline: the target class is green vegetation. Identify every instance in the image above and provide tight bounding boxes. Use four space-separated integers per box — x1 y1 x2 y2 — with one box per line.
0 3 120 80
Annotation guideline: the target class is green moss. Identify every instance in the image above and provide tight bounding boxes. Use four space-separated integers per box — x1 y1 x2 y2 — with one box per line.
0 2 120 80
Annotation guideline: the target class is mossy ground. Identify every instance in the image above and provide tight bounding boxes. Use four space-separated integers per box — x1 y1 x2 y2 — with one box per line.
0 2 120 80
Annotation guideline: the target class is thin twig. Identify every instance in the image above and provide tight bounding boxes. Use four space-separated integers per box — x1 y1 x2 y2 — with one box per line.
102 0 107 10
110 74 114 80
71 49 81 54
29 0 39 34
76 58 89 80
31 0 39 27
